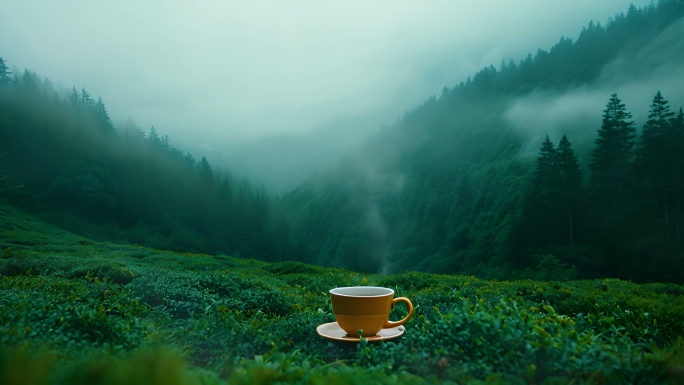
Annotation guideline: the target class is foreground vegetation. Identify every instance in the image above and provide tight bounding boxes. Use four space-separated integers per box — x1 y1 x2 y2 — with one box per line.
1 203 683 384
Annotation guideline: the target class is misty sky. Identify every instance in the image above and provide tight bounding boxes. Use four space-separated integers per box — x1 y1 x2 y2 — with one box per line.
1 0 653 190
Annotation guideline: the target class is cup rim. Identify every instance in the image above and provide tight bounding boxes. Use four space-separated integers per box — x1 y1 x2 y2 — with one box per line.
329 286 394 297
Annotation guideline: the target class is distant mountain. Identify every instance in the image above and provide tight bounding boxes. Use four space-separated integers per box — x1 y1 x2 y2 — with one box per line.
282 0 684 283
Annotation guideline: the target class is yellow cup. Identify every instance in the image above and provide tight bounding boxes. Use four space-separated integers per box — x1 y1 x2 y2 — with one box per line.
329 286 414 337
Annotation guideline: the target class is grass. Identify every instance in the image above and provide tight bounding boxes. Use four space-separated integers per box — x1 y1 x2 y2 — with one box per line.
1 201 684 384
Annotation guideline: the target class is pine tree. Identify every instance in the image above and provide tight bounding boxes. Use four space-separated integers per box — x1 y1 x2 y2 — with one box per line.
533 135 557 188
197 157 214 183
0 58 12 87
184 152 196 169
197 157 216 200
586 94 638 272
557 135 582 185
590 94 636 191
21 69 38 94
510 136 560 263
633 92 682 243
636 91 675 192
69 86 79 105
95 97 115 134
122 118 145 142
147 126 161 146
81 88 94 108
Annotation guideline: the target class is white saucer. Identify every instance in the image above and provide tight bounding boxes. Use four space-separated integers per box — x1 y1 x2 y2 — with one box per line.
316 322 405 343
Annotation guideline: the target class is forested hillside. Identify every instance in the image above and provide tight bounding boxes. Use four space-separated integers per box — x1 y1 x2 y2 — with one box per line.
0 65 298 260
282 0 684 283
1 1 684 284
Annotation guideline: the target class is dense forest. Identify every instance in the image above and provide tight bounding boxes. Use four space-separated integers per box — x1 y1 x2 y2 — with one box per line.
1 1 684 284
280 0 684 283
0 64 301 260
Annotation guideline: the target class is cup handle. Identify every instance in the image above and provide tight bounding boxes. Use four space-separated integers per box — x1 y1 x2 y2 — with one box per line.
384 297 414 329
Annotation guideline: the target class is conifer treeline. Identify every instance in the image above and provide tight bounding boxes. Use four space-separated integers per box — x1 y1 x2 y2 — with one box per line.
0 58 297 260
510 92 684 282
281 0 684 283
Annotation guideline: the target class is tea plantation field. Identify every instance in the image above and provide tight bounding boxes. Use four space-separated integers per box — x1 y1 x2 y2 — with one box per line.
1 203 683 384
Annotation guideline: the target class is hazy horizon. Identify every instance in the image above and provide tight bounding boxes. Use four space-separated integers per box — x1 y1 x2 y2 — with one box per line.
1 0 654 191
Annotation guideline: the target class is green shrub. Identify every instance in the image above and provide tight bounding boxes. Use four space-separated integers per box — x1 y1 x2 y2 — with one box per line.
264 261 323 275
377 271 440 291
1 238 683 384
357 298 678 383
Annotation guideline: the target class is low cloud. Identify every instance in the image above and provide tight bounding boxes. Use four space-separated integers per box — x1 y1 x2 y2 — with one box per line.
504 17 684 159
504 89 604 156
1 0 656 190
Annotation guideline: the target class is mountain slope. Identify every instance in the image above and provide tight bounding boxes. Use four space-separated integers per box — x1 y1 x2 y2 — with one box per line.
0 75 298 261
283 0 684 282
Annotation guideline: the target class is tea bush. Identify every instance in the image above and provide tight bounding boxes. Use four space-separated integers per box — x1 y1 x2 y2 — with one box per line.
264 261 324 275
357 297 680 383
0 239 683 384
378 271 440 291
